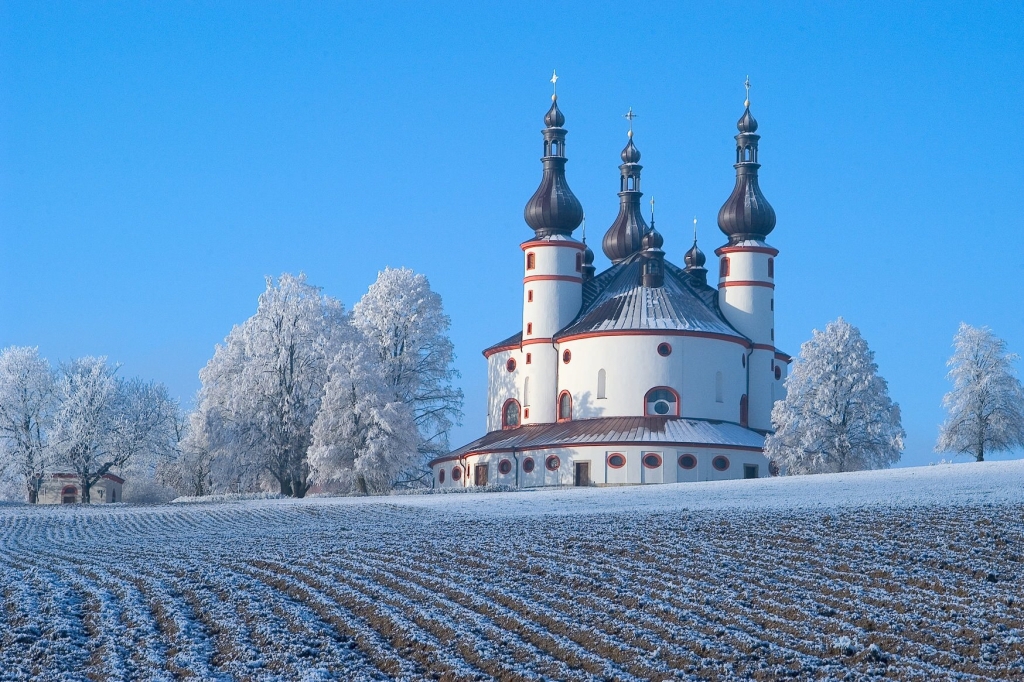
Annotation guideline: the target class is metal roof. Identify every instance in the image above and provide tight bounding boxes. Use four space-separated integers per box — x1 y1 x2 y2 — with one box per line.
434 416 765 463
555 254 747 340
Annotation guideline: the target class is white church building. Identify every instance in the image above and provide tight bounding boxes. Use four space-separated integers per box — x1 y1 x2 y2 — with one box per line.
431 82 790 488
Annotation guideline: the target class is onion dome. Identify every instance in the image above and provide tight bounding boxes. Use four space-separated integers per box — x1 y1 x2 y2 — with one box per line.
602 119 649 262
684 218 708 286
524 94 584 238
717 80 776 243
639 203 665 288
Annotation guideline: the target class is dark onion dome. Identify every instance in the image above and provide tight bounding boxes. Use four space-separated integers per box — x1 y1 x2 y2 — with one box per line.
684 240 706 269
641 226 663 250
524 95 584 238
717 95 776 243
602 131 649 262
581 240 596 281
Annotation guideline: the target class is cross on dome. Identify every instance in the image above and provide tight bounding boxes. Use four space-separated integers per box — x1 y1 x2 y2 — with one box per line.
744 76 751 107
624 107 637 137
550 70 558 98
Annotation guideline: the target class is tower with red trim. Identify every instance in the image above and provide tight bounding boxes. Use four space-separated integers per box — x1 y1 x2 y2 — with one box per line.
519 84 586 425
715 80 782 432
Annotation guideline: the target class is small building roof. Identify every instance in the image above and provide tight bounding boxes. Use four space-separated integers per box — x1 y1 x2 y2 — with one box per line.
432 416 765 465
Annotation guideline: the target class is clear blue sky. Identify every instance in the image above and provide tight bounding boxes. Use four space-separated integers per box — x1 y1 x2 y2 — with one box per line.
2 2 1022 466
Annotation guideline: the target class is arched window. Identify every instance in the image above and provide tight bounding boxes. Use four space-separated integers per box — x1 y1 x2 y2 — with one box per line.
526 323 533 335
715 372 724 403
523 376 530 406
740 394 748 427
502 399 521 429
597 369 607 399
525 353 532 364
775 365 782 380
527 289 534 302
439 469 446 483
558 391 572 421
645 387 679 417
720 257 730 278
575 253 582 272
526 253 536 270
767 258 774 278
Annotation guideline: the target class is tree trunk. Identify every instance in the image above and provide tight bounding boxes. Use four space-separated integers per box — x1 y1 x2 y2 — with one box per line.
279 477 293 497
356 475 368 495
80 476 92 504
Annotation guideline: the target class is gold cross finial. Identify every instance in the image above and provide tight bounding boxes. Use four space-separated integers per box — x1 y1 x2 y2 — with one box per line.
744 76 751 108
550 70 558 99
624 107 637 137
693 216 698 243
581 212 587 242
650 196 655 224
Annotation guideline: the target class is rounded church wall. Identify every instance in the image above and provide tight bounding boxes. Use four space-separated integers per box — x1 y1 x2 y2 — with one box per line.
553 335 747 423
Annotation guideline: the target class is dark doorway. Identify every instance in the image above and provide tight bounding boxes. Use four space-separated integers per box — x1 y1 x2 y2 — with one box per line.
743 464 759 479
61 486 77 504
574 462 591 487
474 464 488 487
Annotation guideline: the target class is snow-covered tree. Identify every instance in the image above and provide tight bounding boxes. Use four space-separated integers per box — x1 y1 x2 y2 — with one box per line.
195 273 348 497
352 268 463 483
0 347 56 502
309 342 418 494
766 318 905 474
50 357 121 502
159 403 216 498
113 379 182 503
936 323 1024 462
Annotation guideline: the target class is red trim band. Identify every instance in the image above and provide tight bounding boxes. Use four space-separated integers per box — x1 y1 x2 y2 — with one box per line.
523 275 583 284
751 344 776 352
714 245 779 257
521 240 587 252
483 344 518 358
775 352 792 363
719 280 775 289
521 337 554 347
555 329 750 348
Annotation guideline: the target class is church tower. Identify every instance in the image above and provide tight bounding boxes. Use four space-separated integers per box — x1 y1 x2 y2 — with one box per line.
520 74 585 424
602 110 649 262
716 80 779 432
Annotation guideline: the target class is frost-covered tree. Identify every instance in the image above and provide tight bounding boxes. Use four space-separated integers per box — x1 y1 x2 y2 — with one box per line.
936 323 1024 462
352 268 462 482
159 403 216 498
0 347 56 502
114 379 182 503
766 318 905 474
309 342 418 494
196 273 348 497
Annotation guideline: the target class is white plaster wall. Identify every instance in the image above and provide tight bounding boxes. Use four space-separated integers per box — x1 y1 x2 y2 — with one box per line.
554 335 747 423
431 444 770 488
717 246 775 347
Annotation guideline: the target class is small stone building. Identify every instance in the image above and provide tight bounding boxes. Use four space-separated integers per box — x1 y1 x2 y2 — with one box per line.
36 473 124 504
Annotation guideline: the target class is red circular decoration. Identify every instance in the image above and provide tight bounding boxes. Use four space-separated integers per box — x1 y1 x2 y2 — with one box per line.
506 358 516 372
522 458 535 473
545 455 560 471
678 454 697 470
657 342 672 357
452 466 462 480
562 349 571 364
498 459 512 475
712 456 730 472
439 469 446 483
642 453 662 469
607 453 626 469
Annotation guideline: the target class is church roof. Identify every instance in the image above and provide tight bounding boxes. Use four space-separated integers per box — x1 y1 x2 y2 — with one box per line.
555 254 746 341
432 416 765 464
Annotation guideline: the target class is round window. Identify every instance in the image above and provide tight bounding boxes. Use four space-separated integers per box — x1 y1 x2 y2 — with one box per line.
439 469 446 483
712 456 730 472
452 466 462 480
506 358 516 372
607 453 626 469
545 455 560 471
498 459 512 475
522 458 535 473
562 349 571 364
642 453 662 469
646 389 677 417
657 342 672 357
678 454 697 470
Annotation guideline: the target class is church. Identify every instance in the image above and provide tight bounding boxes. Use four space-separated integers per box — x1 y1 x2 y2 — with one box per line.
430 79 789 488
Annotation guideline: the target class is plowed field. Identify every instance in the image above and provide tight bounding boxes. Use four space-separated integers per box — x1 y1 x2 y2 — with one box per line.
2 462 1023 680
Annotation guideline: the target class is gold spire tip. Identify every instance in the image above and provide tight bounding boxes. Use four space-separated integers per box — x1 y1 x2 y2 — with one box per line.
550 69 558 98
744 75 751 108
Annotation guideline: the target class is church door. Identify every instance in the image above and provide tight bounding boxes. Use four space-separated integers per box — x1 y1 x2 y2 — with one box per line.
574 462 590 487
474 464 488 487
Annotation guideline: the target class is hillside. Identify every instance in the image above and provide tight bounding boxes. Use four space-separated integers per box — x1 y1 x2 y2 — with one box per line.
2 461 1023 680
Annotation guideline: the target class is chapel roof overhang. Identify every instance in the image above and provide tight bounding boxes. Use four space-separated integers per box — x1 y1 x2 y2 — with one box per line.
431 416 767 465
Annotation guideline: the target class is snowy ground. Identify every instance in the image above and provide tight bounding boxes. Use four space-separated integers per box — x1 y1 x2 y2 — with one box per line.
2 461 1024 680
